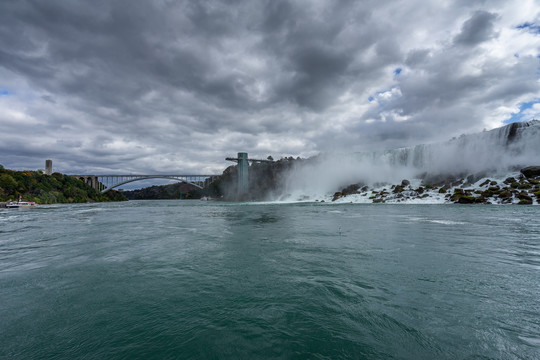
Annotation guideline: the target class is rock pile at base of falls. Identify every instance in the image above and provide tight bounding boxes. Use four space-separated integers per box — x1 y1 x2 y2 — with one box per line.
330 167 540 205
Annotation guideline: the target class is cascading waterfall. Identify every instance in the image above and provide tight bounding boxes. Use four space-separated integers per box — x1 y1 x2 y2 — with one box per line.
281 120 540 200
390 120 540 171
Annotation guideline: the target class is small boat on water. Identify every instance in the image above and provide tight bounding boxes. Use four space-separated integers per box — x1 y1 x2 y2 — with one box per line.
5 196 36 208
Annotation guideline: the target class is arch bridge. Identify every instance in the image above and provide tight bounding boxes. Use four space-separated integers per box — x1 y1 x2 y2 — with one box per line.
71 174 218 194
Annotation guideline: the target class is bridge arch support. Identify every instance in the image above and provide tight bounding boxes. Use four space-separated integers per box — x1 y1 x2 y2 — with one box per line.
101 176 205 194
71 174 216 194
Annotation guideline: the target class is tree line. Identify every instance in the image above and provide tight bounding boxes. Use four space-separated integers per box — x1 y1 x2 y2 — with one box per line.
0 164 127 204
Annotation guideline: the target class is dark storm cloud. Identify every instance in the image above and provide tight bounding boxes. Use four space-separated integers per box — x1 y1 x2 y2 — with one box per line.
0 0 539 174
404 49 430 68
454 11 498 46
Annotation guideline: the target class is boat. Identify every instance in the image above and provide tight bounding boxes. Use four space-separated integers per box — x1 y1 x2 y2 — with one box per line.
5 196 36 208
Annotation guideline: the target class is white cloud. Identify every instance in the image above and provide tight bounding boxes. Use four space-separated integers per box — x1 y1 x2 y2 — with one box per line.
521 102 540 119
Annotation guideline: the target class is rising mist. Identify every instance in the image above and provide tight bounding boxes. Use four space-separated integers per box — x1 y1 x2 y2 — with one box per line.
278 120 540 200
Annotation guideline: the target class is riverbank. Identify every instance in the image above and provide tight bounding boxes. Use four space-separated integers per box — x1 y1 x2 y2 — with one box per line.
0 165 127 204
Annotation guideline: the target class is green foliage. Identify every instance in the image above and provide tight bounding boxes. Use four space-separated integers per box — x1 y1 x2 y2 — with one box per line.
0 173 17 189
104 190 129 201
123 182 202 200
0 167 127 204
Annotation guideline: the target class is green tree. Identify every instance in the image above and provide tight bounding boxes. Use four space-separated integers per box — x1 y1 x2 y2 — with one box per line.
0 173 17 190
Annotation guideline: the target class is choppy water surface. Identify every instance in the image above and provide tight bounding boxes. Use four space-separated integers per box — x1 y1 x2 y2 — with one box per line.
1 201 539 359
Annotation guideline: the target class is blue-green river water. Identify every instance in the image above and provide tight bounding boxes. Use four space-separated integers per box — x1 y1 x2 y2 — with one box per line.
1 201 539 359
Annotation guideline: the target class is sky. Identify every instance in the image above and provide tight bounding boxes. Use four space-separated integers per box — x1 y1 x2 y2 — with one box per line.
1 0 539 176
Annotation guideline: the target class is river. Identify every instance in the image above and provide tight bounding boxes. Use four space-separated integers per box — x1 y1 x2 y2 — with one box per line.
1 201 539 359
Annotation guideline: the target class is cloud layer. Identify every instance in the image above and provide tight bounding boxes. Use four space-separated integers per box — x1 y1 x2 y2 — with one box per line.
1 0 539 175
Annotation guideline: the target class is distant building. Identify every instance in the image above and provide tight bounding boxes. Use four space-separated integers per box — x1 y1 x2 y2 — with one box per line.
45 160 52 175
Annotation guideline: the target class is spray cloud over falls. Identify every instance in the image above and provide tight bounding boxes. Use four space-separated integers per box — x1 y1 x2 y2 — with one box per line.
280 121 540 200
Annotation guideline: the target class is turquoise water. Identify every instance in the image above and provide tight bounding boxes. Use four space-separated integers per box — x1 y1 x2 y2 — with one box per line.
1 201 539 359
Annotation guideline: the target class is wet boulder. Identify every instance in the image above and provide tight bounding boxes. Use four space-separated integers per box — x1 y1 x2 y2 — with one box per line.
518 182 532 189
474 196 487 204
517 192 532 202
456 196 475 204
479 179 491 187
340 184 362 196
521 166 540 178
332 192 343 202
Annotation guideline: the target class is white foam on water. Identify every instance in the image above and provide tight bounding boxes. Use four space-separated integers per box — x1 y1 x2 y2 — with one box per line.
405 217 465 225
427 219 466 225
518 336 540 346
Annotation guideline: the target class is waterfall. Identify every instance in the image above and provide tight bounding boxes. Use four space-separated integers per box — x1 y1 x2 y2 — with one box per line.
395 120 540 174
282 120 540 199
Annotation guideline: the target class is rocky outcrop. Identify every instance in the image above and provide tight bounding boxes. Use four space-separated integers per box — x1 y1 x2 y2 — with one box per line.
332 183 366 201
330 171 540 205
521 166 540 178
203 156 310 201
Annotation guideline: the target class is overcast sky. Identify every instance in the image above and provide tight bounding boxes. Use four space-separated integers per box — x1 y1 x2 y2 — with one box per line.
1 0 539 175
